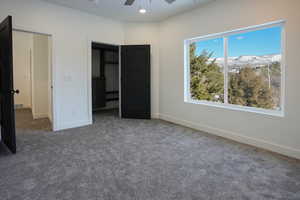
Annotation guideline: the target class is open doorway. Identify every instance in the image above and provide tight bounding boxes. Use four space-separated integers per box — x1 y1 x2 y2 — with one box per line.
91 42 120 119
13 30 53 131
89 42 151 124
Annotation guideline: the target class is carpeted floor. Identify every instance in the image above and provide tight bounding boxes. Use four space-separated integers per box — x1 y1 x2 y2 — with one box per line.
0 110 299 200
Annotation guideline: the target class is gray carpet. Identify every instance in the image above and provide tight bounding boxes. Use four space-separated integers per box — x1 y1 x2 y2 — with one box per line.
0 110 299 200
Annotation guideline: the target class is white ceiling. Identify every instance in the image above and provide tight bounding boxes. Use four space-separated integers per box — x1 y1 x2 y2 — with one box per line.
42 0 214 22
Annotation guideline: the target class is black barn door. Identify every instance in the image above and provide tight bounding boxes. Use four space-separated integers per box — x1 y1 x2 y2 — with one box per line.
0 16 16 153
121 45 150 119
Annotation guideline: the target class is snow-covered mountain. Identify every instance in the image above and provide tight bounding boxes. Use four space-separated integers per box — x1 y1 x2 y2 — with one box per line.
211 54 281 67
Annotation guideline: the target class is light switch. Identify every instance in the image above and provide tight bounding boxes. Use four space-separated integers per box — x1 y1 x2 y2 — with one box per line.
64 75 72 82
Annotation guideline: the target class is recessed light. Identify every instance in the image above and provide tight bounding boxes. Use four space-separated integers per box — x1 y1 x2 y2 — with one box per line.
89 0 99 4
139 8 147 14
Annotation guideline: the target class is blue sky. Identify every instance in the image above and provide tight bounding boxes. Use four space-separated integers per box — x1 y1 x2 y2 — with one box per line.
195 26 282 58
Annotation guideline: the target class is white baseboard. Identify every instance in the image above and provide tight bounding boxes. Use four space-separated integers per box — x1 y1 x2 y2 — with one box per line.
159 113 300 160
151 113 160 119
48 114 53 123
56 119 92 131
33 113 48 119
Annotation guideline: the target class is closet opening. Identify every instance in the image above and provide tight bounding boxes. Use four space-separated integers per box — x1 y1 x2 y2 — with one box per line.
91 42 120 119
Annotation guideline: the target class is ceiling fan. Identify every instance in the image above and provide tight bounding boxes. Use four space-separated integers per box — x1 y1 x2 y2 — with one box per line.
124 0 176 6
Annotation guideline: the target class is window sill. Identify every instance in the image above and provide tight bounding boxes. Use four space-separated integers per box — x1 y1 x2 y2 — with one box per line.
184 99 284 118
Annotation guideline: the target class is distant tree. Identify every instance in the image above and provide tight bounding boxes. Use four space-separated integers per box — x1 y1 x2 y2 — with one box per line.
190 43 276 109
260 61 281 88
228 67 275 109
260 61 281 108
189 43 224 102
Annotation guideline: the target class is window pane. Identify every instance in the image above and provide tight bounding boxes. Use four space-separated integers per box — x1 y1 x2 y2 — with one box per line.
189 38 224 103
228 26 282 110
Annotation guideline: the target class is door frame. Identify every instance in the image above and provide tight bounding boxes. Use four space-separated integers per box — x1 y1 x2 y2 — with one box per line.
13 26 56 130
87 39 121 123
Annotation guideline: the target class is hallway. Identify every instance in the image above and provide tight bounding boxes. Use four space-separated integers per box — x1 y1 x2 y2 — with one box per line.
15 109 52 131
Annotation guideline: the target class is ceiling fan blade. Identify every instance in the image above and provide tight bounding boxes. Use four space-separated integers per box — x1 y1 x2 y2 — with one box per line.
165 0 176 4
124 0 135 6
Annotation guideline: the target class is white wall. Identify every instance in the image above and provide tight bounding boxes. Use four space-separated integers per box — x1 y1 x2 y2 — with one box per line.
32 34 49 119
0 0 124 130
124 23 160 118
158 0 300 159
13 31 32 108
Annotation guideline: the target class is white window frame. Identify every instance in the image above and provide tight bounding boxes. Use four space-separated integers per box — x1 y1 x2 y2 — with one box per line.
184 20 285 117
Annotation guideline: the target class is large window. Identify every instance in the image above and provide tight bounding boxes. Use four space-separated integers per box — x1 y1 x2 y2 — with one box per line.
185 21 284 116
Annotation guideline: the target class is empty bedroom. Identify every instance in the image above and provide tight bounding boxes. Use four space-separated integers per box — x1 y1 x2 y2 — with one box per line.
0 0 299 200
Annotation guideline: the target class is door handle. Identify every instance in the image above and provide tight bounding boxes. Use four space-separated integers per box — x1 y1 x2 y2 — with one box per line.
11 89 19 94
0 89 19 94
